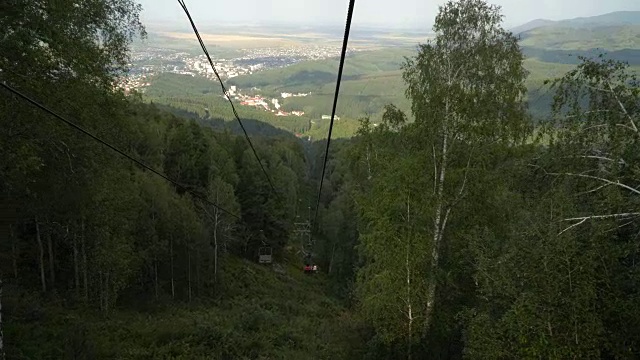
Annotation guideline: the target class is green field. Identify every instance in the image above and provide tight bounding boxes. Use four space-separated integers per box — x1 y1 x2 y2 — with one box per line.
132 32 245 58
228 48 415 93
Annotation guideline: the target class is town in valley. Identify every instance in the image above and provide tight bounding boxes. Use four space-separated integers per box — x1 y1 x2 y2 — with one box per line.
117 42 357 118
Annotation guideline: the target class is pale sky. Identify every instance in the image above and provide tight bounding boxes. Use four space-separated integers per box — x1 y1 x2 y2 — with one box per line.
138 0 639 30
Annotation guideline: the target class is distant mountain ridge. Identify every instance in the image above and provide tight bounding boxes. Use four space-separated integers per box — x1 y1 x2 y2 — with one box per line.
511 11 640 35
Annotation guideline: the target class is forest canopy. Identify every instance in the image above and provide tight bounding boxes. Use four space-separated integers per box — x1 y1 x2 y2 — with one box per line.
1 0 640 359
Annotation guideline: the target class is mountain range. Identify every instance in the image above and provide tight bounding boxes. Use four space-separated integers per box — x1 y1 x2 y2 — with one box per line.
511 11 640 35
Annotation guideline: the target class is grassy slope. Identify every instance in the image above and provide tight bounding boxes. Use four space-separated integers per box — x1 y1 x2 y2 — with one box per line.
229 48 415 91
6 250 366 359
132 32 245 58
520 25 640 50
144 73 312 133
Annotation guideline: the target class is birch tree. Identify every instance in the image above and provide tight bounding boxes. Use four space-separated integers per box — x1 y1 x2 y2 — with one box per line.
354 115 430 357
202 176 239 288
401 0 529 329
464 56 640 358
541 57 640 232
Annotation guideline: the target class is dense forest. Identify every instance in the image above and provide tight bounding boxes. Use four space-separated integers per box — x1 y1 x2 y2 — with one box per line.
2 0 640 359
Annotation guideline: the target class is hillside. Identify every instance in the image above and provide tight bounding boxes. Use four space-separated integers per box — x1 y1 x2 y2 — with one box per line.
511 11 640 34
565 11 640 26
228 48 415 94
144 52 625 132
520 25 640 51
6 253 367 358
511 11 640 66
143 72 364 139
510 19 557 35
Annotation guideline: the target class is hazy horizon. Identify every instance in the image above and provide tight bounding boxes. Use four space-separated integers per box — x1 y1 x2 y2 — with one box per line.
138 0 640 31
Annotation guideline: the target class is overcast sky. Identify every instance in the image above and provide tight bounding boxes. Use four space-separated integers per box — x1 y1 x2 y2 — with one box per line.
138 0 640 30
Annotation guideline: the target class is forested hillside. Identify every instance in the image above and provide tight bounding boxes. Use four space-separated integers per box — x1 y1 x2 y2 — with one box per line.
310 1 640 358
2 0 640 359
0 1 364 358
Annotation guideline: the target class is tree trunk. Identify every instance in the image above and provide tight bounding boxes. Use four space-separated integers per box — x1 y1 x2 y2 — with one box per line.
188 249 192 303
366 142 372 180
405 196 413 360
328 242 336 275
209 250 215 296
105 271 110 314
426 132 448 329
98 271 103 312
151 208 158 300
35 216 46 293
45 219 55 289
10 224 18 280
214 212 219 284
170 236 175 300
154 256 158 301
196 252 200 298
81 218 88 303
73 231 79 298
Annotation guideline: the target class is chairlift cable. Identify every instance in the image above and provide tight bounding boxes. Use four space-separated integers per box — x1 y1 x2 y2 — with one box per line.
177 0 277 194
313 0 356 228
0 81 241 220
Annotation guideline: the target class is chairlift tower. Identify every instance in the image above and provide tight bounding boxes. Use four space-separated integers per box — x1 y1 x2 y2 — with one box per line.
294 220 312 248
258 229 272 264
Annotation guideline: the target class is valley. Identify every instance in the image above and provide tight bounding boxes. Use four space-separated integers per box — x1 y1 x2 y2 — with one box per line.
3 3 640 359
124 12 640 140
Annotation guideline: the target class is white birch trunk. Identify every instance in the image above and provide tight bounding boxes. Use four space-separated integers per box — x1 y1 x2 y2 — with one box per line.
426 132 448 329
213 189 219 283
405 195 414 360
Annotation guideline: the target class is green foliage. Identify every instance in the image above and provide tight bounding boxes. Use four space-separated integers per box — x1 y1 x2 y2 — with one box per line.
4 1 640 359
0 0 146 89
0 1 335 357
460 57 640 359
5 257 368 359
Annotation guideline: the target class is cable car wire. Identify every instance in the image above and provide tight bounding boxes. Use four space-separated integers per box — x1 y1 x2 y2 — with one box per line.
0 81 242 220
313 0 356 227
177 0 276 194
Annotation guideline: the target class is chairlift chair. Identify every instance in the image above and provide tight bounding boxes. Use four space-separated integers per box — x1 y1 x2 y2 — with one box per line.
258 246 272 264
